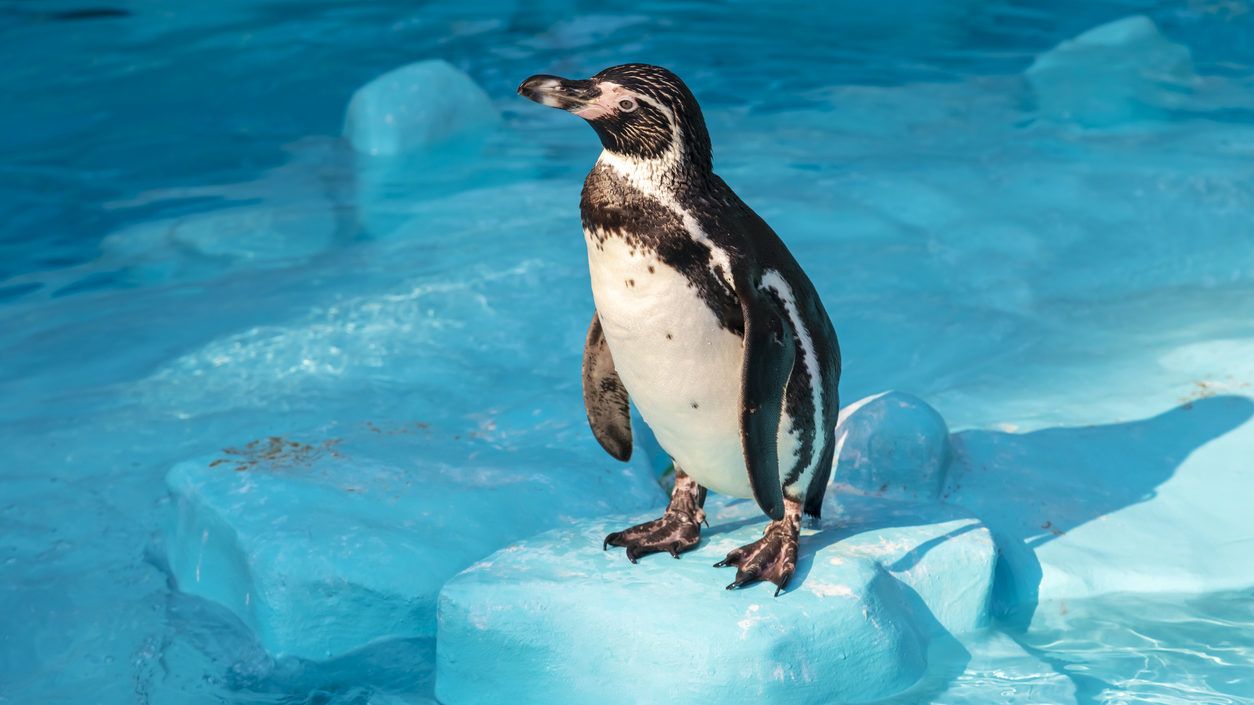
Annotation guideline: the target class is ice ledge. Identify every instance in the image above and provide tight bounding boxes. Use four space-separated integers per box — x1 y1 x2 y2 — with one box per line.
163 430 663 660
435 494 996 705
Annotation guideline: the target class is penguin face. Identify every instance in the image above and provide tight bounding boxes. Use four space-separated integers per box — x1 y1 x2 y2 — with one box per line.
518 64 712 171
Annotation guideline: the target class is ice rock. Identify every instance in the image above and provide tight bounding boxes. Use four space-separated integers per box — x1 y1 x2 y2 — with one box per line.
344 60 504 236
1026 15 1195 126
164 429 662 661
435 495 996 705
833 391 951 501
343 60 500 156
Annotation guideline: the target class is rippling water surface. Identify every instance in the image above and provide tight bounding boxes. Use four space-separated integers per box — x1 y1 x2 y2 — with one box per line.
911 590 1254 705
2 1 1254 703
1017 590 1254 704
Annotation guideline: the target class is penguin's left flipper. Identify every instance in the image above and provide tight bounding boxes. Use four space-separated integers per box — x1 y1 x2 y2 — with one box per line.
583 311 632 461
737 276 796 522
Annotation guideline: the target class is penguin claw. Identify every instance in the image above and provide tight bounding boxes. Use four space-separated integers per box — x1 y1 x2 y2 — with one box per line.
714 546 747 569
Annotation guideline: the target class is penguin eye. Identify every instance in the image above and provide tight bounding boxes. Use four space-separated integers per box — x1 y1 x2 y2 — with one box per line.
617 98 637 113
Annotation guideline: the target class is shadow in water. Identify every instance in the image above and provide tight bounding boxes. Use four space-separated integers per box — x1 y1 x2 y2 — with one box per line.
946 394 1253 629
943 394 1254 705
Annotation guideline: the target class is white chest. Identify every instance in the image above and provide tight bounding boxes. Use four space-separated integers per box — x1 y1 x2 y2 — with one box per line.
583 229 754 498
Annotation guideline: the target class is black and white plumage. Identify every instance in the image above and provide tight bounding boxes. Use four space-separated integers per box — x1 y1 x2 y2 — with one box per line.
519 64 841 594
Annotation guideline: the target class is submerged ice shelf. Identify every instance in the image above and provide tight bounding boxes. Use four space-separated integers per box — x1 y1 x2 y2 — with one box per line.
1027 15 1196 126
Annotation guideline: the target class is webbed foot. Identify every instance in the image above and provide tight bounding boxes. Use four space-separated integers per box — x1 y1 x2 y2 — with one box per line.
604 468 706 563
714 498 801 596
603 510 703 562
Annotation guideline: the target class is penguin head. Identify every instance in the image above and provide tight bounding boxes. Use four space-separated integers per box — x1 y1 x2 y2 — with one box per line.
518 64 712 173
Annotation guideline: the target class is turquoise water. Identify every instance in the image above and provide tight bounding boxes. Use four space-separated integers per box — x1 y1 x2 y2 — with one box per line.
1012 590 1254 704
3 1 1254 703
906 589 1254 704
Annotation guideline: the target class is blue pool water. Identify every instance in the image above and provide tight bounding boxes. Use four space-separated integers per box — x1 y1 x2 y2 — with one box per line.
3 1 1254 703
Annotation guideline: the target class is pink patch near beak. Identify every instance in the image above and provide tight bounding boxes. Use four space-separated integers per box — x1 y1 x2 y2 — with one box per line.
572 83 626 120
574 102 612 120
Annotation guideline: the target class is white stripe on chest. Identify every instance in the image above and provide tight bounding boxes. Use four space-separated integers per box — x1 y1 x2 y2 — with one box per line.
761 270 825 495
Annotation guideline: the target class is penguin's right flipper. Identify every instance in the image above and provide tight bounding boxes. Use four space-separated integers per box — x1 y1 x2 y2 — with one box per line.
737 280 795 522
583 311 633 461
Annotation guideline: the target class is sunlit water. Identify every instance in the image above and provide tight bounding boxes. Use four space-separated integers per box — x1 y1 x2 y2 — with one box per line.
3 1 1254 703
896 590 1254 705
1017 590 1254 705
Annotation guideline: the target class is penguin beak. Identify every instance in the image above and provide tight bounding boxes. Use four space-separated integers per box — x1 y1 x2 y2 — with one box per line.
518 74 602 115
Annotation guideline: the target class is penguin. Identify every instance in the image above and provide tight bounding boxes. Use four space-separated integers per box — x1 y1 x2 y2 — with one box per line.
518 64 841 595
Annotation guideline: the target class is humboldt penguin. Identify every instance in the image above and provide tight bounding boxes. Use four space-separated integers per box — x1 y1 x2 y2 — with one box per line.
518 64 841 595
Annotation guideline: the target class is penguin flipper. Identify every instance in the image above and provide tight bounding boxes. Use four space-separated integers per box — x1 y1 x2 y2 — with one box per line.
583 311 633 461
738 282 795 522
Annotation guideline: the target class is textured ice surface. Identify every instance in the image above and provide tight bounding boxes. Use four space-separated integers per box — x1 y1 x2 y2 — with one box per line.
5 2 1254 704
437 495 995 705
165 430 662 660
